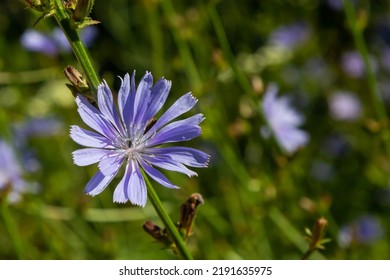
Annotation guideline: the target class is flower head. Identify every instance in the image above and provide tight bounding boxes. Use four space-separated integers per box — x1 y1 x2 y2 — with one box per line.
261 84 309 154
70 72 209 207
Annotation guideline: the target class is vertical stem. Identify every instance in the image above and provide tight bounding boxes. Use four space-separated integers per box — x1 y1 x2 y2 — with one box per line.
53 0 100 94
1 200 24 258
143 172 193 260
208 4 253 95
343 0 390 156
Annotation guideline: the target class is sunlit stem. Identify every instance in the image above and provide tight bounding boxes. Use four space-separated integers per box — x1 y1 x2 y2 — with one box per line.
52 0 100 95
142 171 193 260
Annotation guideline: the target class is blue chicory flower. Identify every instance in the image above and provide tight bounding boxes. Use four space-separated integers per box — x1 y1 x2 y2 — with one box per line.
0 140 30 203
70 72 210 207
20 26 98 56
261 84 309 154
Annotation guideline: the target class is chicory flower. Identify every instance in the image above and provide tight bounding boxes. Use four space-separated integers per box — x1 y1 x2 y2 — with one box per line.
70 72 209 207
261 84 309 154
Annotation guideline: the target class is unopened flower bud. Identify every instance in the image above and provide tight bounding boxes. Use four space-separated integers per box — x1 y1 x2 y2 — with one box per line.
308 217 329 250
64 66 95 101
73 0 95 22
143 221 171 247
178 193 204 238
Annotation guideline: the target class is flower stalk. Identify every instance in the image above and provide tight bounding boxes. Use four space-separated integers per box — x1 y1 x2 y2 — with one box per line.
143 171 193 260
53 0 100 94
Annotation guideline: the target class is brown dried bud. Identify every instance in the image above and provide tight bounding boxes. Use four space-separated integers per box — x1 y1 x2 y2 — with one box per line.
178 193 204 238
143 221 171 247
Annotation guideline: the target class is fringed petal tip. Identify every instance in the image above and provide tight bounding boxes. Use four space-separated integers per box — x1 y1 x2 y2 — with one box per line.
113 197 147 207
113 199 127 204
85 191 96 197
188 92 198 103
204 154 211 167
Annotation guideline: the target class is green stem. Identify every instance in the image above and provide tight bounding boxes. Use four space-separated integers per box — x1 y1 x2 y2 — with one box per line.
143 172 193 260
208 4 253 95
1 200 24 258
53 0 100 94
343 0 390 156
301 249 314 260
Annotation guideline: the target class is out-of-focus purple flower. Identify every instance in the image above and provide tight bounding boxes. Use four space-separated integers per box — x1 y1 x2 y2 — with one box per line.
70 72 210 207
338 215 383 247
326 0 343 10
268 22 310 49
13 117 63 143
328 91 362 121
261 84 309 154
0 140 30 203
20 26 98 56
341 51 377 78
12 117 63 173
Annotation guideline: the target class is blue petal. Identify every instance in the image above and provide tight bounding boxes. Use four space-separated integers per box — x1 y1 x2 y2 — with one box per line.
98 152 125 176
133 72 153 131
276 126 309 154
143 78 171 122
147 125 201 147
143 93 198 139
140 114 203 144
76 95 119 141
72 148 111 166
70 126 115 148
113 161 147 206
84 169 119 196
118 73 131 134
97 81 126 136
138 158 179 189
145 146 209 168
143 154 197 177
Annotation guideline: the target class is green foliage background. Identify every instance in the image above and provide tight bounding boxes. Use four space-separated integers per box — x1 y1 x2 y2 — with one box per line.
1 0 390 259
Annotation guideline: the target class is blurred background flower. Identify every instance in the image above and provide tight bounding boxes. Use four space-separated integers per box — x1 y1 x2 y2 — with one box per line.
261 84 309 154
20 26 98 56
328 91 363 121
268 22 311 49
338 215 383 248
0 139 34 203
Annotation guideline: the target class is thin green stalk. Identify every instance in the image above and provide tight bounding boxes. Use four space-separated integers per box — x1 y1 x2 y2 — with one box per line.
1 200 24 258
207 4 253 95
143 172 193 260
343 0 390 156
268 207 325 259
160 0 202 90
53 0 100 94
